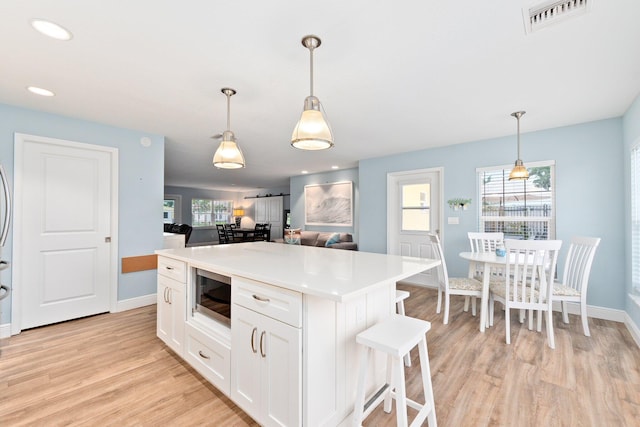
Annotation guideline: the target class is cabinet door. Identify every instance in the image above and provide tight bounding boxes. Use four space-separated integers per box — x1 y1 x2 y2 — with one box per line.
168 281 185 354
157 275 184 355
157 279 172 345
231 305 262 421
262 318 301 427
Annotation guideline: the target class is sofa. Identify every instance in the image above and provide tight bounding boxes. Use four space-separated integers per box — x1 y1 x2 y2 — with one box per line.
277 230 358 250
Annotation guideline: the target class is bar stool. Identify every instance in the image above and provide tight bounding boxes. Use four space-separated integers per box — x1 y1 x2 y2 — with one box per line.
353 315 437 427
395 290 411 367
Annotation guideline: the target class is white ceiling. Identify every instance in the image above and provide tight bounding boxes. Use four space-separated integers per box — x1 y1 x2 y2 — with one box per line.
1 1 639 191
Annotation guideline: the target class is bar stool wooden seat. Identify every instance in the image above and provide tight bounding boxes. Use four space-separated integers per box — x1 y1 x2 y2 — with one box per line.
353 314 437 427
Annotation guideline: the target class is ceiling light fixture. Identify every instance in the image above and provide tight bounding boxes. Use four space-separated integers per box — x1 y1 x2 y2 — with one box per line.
27 86 55 97
213 88 245 169
291 35 333 150
30 19 73 41
508 111 529 181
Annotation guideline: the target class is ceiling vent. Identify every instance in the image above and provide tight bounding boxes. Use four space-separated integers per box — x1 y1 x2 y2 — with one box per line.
523 0 592 34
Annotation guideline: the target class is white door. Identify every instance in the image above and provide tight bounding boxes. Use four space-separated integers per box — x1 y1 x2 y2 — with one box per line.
14 134 115 330
387 168 442 287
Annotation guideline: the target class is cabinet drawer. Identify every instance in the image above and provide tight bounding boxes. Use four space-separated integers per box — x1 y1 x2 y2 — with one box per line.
184 323 231 396
232 277 302 328
157 256 186 283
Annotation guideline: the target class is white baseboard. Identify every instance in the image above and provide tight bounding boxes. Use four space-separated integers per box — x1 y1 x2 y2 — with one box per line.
551 301 626 322
114 293 157 312
0 322 10 339
624 312 640 348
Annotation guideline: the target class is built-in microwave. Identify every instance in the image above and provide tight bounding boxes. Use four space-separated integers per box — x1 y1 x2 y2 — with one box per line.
194 268 231 327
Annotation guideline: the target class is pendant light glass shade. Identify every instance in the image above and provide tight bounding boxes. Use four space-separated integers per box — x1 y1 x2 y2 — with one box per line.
291 35 334 150
508 111 529 181
213 88 245 169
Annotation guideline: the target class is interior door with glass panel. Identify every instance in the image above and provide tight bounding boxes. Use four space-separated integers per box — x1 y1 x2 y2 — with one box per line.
387 169 441 287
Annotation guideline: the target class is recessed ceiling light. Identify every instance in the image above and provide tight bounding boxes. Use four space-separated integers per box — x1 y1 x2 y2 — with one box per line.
27 86 55 97
30 19 73 41
331 165 339 169
301 170 309 174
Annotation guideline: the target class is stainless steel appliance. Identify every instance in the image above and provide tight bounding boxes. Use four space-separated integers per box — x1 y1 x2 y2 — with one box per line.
194 268 231 327
0 164 12 305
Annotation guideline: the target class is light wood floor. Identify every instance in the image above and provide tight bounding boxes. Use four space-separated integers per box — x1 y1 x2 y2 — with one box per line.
1 284 639 426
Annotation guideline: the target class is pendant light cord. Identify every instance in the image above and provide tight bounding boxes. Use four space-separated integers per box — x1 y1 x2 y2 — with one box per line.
516 115 521 159
226 92 231 131
309 45 314 97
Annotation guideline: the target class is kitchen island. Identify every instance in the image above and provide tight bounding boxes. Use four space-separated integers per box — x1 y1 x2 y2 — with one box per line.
156 241 439 426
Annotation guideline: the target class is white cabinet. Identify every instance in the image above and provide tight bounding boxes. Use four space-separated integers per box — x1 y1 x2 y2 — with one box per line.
254 196 283 240
183 322 231 396
231 278 301 427
157 270 185 355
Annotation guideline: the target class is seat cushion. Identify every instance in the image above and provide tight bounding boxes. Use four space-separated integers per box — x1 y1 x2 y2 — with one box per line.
490 282 540 301
449 277 483 291
299 231 319 246
553 283 580 296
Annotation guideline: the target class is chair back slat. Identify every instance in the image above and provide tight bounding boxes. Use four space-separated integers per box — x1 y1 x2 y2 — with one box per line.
562 236 601 293
468 232 505 278
428 233 449 291
504 239 562 308
468 232 504 253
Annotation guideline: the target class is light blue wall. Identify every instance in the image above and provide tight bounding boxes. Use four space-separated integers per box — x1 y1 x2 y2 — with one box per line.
623 93 640 326
290 168 359 240
0 103 165 322
360 118 625 310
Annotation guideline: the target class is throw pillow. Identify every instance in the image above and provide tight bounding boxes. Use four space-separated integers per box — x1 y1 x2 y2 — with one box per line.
325 233 341 247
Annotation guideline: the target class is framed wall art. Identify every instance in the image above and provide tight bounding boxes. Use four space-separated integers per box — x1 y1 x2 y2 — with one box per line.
304 181 353 226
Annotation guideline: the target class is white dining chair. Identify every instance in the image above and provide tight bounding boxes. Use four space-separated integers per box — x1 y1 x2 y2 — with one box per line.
489 239 562 349
428 233 483 324
465 232 505 314
552 236 601 337
468 231 504 254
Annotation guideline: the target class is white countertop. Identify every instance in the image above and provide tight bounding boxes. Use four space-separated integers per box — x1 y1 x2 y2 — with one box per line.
156 242 440 302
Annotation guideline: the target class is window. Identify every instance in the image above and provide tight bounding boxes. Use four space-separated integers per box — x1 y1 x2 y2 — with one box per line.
631 144 640 293
401 182 430 232
191 199 233 227
477 161 555 240
164 194 182 224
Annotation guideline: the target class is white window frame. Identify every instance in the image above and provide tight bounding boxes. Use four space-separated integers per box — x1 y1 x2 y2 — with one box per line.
164 194 182 224
476 160 556 240
191 198 233 228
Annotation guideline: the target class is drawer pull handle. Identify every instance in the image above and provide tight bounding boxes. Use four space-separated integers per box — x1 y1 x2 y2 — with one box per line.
252 294 270 303
260 331 266 358
198 350 210 360
165 266 174 270
251 327 258 353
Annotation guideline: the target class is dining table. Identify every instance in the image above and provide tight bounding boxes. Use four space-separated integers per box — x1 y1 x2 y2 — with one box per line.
458 251 509 333
232 228 256 242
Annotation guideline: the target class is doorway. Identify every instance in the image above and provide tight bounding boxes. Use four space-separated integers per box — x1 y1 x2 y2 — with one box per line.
387 168 443 287
12 133 118 333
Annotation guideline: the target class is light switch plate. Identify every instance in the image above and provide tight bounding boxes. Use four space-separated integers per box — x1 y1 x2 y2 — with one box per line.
448 217 459 225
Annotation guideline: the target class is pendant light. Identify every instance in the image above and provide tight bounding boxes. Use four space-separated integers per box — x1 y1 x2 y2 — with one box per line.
213 87 245 169
508 111 529 181
291 35 334 150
